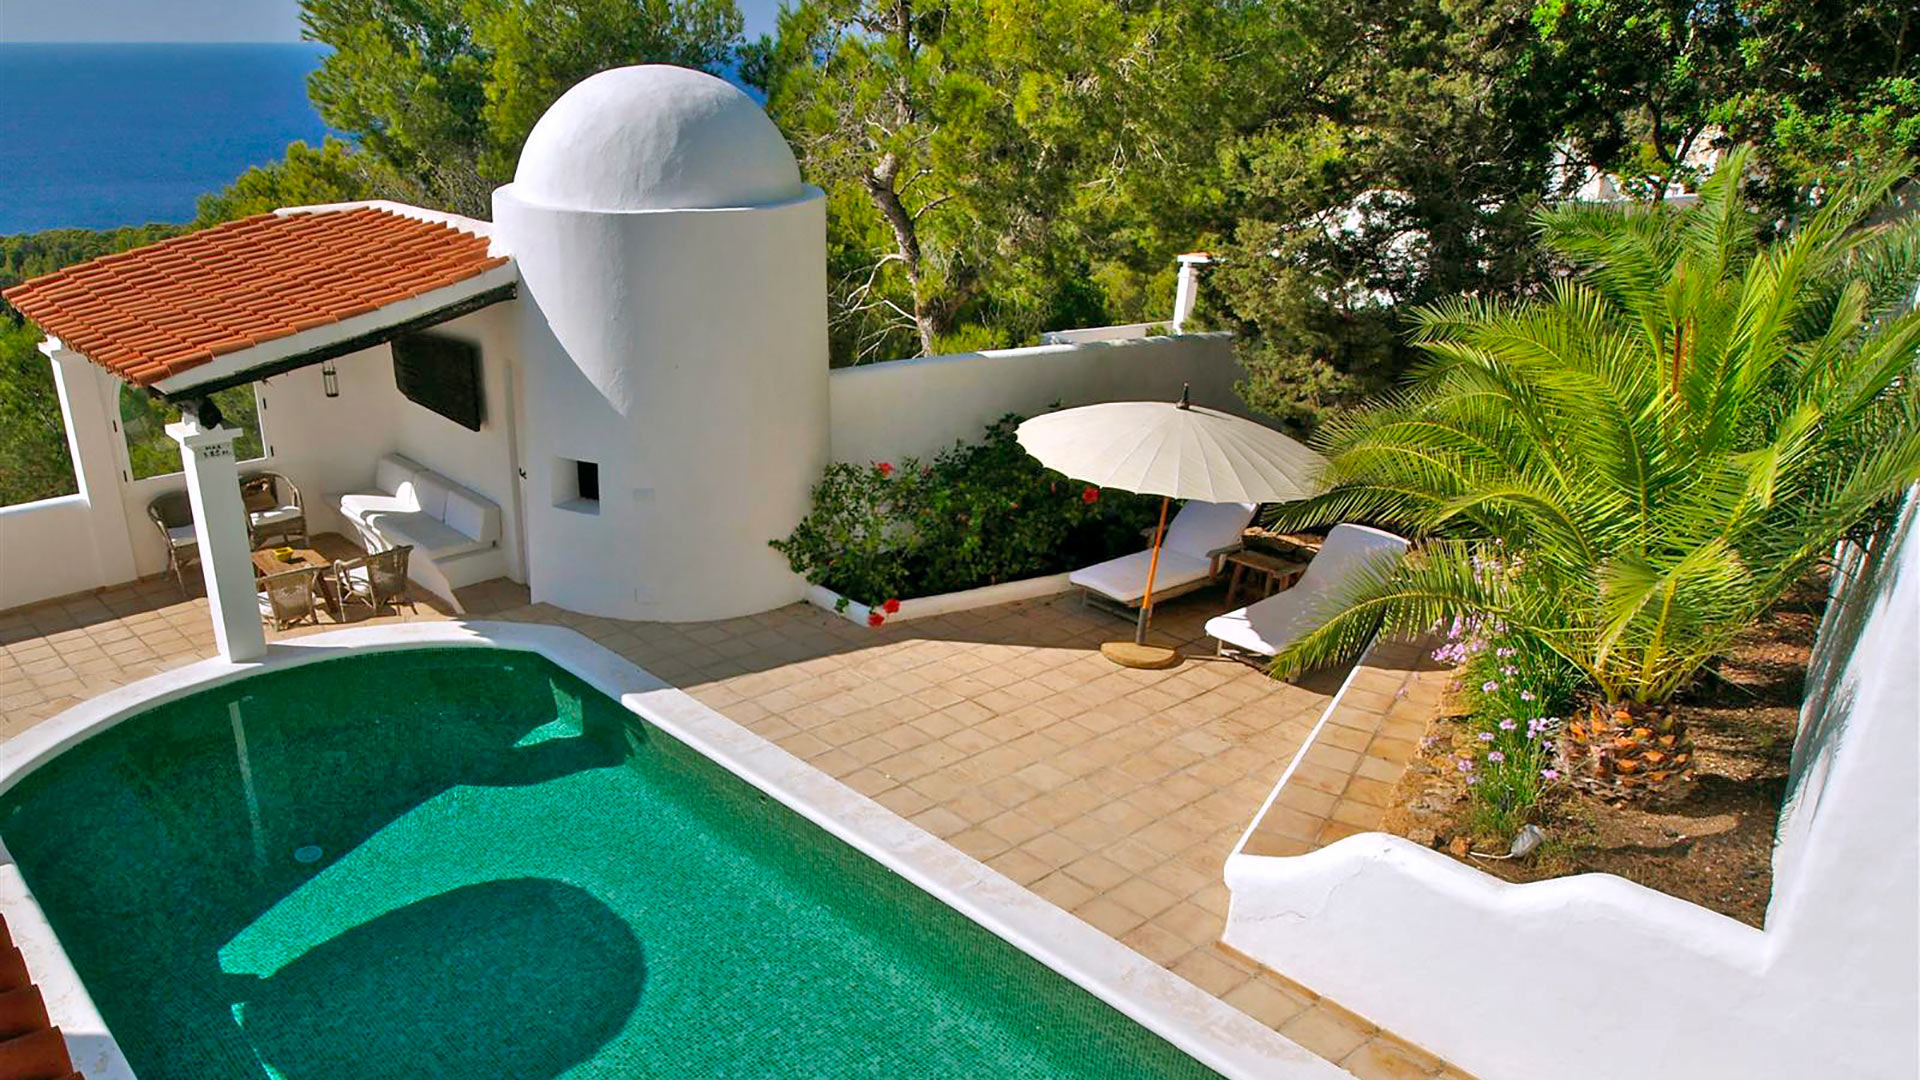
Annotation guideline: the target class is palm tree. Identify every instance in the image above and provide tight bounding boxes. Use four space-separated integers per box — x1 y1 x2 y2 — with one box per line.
1269 151 1919 789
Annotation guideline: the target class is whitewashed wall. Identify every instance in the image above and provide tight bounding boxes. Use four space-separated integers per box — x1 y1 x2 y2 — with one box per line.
496 186 829 624
0 352 137 610
1222 491 1920 1080
827 333 1246 466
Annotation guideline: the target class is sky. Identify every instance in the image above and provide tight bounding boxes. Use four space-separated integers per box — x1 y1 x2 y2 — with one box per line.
0 0 785 43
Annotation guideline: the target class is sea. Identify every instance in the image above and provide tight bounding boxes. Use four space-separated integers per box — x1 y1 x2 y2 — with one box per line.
0 43 333 235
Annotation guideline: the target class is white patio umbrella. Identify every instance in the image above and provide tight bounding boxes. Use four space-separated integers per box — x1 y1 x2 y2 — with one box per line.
1017 385 1328 667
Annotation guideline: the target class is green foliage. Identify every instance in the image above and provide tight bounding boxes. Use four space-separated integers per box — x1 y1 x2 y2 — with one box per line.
1198 0 1569 434
771 415 1158 604
119 384 266 481
1537 0 1919 202
1267 152 1920 706
299 0 743 216
761 0 1287 364
194 138 389 226
0 321 78 507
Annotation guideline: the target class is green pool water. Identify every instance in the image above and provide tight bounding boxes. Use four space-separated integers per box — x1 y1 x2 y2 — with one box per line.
0 647 1224 1080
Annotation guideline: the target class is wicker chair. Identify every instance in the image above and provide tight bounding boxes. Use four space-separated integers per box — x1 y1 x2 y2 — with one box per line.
334 545 416 618
240 470 307 549
147 490 201 595
257 565 325 630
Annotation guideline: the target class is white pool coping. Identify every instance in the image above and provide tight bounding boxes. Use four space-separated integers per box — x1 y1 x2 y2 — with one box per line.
0 621 1351 1080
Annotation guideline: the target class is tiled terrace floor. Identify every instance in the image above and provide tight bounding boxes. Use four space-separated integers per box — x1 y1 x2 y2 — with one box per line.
0 544 1467 1080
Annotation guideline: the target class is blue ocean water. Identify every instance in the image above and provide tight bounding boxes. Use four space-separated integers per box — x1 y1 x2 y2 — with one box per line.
0 44 332 234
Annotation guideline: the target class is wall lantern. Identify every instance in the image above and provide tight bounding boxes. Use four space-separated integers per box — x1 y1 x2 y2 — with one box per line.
321 361 340 398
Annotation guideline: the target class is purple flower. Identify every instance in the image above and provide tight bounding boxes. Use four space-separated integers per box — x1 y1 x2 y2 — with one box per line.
1456 758 1475 772
1481 680 1499 693
1487 750 1506 764
1498 718 1518 731
1496 646 1516 659
1540 768 1560 781
1465 774 1481 786
1501 665 1519 677
1476 732 1495 742
1519 691 1536 702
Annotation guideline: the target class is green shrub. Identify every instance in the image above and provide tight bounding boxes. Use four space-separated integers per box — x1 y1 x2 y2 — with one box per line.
772 415 1160 608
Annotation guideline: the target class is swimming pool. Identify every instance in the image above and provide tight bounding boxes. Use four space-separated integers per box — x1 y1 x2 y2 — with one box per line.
0 632 1294 1080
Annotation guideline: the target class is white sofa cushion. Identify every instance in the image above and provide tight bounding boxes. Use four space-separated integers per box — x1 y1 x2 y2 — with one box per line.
339 492 416 521
410 472 451 521
366 510 485 559
442 488 500 545
1069 549 1213 605
374 455 419 496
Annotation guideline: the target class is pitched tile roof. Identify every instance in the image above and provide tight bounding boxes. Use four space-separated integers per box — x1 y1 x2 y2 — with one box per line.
1 207 511 387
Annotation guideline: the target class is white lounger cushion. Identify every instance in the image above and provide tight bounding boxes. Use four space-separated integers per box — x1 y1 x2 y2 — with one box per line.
1205 523 1409 658
366 510 485 559
1069 549 1214 605
1163 500 1259 559
1069 500 1256 605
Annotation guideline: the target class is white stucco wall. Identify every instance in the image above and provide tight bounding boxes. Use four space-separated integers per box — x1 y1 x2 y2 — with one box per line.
827 333 1246 466
494 185 829 622
0 350 137 610
1222 491 1920 1080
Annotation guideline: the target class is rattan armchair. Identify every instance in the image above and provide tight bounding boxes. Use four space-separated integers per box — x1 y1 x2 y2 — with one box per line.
334 544 416 618
240 470 307 549
257 565 325 630
147 490 200 595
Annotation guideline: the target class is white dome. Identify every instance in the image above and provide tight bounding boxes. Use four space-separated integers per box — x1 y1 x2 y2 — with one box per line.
513 65 804 212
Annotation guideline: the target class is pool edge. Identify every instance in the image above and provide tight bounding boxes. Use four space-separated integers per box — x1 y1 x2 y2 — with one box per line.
0 621 1352 1080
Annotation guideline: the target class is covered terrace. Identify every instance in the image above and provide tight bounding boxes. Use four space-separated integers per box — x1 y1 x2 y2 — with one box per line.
2 201 520 659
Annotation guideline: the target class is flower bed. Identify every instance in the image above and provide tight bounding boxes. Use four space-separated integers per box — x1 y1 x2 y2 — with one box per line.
803 572 1074 627
1377 578 1826 926
772 415 1159 627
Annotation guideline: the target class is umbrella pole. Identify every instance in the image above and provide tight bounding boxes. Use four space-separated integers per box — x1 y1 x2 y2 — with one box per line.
1134 496 1170 646
1101 497 1181 669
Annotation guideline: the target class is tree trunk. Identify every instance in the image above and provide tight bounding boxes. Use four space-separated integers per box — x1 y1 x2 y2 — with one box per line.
863 153 940 354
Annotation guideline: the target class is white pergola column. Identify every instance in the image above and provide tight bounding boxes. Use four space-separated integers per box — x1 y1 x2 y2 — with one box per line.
168 418 267 662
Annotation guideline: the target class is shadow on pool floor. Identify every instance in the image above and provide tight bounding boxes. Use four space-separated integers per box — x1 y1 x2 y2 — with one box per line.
230 877 645 1080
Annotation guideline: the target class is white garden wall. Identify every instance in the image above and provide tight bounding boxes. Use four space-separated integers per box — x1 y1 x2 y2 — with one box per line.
827 333 1246 466
1221 491 1920 1080
0 350 138 610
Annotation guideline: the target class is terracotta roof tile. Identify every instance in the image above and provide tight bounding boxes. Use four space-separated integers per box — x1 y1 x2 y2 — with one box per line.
2 208 509 387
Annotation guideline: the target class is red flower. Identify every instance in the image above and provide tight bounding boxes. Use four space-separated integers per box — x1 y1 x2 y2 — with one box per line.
1082 486 1100 504
867 610 886 627
882 598 901 614
875 461 895 477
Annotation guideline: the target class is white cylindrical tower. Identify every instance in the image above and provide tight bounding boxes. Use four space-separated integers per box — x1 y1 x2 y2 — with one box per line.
493 65 829 621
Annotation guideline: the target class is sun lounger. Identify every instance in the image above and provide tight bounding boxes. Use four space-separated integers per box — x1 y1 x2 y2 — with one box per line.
1070 500 1256 607
1205 523 1408 660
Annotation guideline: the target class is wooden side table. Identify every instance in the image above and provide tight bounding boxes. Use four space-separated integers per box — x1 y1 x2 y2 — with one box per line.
1223 549 1311 607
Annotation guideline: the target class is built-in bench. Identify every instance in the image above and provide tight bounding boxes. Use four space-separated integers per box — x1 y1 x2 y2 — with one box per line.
334 454 506 609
